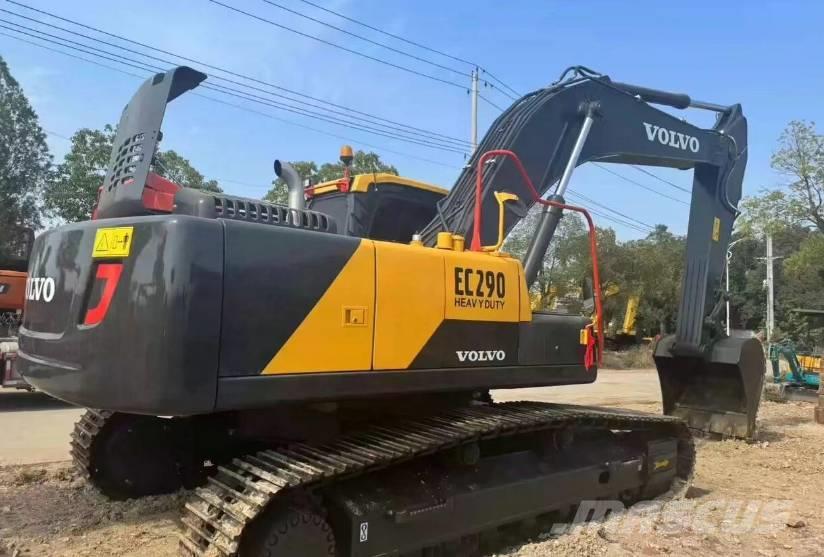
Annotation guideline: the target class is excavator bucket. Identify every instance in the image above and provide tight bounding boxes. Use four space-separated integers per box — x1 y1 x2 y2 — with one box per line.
654 335 765 440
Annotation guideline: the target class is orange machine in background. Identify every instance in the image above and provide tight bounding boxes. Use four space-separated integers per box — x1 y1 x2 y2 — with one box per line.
0 228 33 389
0 269 26 315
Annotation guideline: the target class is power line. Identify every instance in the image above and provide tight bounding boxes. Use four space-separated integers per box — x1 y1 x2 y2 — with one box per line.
565 194 651 234
482 81 518 102
196 92 462 169
260 0 468 77
206 0 468 90
43 129 72 141
294 0 475 67
0 17 469 154
4 0 471 148
0 29 462 171
478 94 504 112
592 163 690 206
293 0 521 98
630 164 691 194
566 189 655 230
480 68 521 98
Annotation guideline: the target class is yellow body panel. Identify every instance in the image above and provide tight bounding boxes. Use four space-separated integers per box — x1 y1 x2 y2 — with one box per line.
264 238 526 374
799 354 823 372
443 250 521 323
262 241 375 374
312 173 448 196
373 242 445 369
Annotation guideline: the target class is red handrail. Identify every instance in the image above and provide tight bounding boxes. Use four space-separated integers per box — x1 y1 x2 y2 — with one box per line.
470 149 604 366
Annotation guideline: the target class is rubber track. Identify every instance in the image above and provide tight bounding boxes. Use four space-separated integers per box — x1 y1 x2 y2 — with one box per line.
69 408 113 478
178 402 694 556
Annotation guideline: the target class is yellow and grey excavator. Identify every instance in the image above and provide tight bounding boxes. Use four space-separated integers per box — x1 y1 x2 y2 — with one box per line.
18 65 764 556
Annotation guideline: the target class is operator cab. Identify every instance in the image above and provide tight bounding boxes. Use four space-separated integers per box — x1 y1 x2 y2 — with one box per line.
307 174 446 243
305 146 447 243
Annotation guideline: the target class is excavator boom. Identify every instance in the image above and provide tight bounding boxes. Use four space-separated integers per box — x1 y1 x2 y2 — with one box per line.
422 66 763 438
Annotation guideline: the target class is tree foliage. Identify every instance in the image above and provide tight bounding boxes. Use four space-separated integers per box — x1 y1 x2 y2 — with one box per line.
264 151 398 204
731 121 824 347
45 126 115 223
44 125 222 222
739 121 824 236
0 55 50 256
771 121 824 233
154 150 221 193
504 211 686 336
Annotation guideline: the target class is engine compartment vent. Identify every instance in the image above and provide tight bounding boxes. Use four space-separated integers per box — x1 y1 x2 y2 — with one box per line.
213 196 337 233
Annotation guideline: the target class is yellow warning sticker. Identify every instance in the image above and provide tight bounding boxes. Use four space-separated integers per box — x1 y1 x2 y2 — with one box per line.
92 226 134 258
712 217 721 242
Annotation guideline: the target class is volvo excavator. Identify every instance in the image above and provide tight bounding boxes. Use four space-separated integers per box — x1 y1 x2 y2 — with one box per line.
18 66 765 556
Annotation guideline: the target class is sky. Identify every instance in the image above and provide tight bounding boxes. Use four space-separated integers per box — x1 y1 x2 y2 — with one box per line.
2 0 823 239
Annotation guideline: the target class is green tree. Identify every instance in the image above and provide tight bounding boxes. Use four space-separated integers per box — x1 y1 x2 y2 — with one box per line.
264 151 398 205
45 126 222 222
739 121 824 236
317 151 398 181
771 121 824 233
623 226 686 335
726 225 813 336
154 150 221 193
504 209 589 308
45 126 115 223
780 234 824 346
264 161 318 205
0 55 50 255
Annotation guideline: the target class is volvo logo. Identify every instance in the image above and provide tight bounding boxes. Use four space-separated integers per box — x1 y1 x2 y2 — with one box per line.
456 350 506 363
643 122 700 153
26 277 56 303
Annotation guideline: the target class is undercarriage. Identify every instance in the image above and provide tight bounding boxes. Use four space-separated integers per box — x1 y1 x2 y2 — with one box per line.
70 397 694 557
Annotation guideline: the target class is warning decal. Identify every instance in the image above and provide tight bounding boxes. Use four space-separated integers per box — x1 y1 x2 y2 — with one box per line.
92 227 134 259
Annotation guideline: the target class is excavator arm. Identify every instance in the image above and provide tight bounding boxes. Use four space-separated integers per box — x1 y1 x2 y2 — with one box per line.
422 67 762 438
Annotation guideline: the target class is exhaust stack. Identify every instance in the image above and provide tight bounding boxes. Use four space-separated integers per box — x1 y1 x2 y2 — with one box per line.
274 160 305 211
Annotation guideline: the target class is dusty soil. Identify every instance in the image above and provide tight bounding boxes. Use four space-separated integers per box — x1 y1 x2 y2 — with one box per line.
1 381 823 556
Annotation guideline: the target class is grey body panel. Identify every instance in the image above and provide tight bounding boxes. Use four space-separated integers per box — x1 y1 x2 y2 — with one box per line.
18 216 223 415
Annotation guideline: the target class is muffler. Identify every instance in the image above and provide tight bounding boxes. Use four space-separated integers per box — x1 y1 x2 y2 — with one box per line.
654 335 765 440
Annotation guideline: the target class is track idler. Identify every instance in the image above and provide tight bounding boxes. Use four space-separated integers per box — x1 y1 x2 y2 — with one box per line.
654 335 765 440
72 409 204 500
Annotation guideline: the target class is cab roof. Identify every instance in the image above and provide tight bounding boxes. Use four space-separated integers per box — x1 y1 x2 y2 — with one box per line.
310 173 448 197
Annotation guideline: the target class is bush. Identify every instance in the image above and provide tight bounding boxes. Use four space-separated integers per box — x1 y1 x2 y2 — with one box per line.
601 345 654 369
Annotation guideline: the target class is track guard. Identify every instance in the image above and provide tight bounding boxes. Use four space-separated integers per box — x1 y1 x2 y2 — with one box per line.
654 335 765 440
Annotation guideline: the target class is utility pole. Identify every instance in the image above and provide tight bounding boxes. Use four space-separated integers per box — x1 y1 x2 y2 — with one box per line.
765 232 775 345
725 238 744 335
470 67 479 154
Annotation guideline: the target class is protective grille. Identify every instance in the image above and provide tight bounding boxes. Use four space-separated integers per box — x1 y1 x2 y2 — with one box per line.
106 132 146 191
213 196 336 233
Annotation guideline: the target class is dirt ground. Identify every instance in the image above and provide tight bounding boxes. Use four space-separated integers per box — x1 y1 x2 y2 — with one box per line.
1 370 823 557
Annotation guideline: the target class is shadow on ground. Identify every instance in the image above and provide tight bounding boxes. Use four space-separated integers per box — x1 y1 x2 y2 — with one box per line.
0 390 73 412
